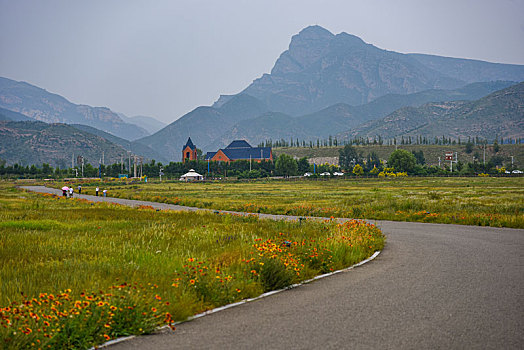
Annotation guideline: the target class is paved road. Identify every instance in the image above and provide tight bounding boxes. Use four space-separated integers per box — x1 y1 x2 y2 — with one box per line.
23 186 524 349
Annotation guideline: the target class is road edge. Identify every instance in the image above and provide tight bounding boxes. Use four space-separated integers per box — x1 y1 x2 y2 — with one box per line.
99 250 381 349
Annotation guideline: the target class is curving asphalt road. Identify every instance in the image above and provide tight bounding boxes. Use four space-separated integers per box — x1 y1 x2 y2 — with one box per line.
23 186 524 349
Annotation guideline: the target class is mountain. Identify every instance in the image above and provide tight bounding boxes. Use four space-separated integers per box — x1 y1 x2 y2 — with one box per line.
117 113 167 134
343 82 524 141
408 54 524 84
204 81 517 149
138 94 269 161
240 25 499 116
0 121 133 167
144 26 523 159
0 77 150 140
342 80 518 124
0 107 33 121
71 124 168 163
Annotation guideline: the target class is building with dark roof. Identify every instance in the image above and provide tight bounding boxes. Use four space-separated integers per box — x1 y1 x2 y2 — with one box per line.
205 140 272 163
182 137 198 162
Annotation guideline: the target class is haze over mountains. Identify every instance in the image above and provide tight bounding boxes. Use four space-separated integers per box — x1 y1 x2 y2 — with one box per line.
1 25 524 165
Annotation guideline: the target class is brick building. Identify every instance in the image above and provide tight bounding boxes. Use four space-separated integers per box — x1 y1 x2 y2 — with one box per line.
182 137 198 162
205 140 272 163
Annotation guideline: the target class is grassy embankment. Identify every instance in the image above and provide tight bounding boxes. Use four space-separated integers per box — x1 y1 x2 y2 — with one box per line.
0 183 383 349
74 177 524 229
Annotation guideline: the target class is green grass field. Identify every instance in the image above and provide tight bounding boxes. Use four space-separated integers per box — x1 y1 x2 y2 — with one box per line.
0 183 383 349
76 177 524 229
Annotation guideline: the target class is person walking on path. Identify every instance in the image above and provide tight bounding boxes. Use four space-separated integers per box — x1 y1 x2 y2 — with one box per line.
62 188 67 197
69 187 74 198
96 187 99 196
78 185 82 194
103 189 107 197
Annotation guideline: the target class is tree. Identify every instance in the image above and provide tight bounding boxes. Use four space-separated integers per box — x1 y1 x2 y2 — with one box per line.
493 140 500 153
352 164 364 176
388 149 416 173
411 150 425 165
465 141 474 154
366 151 381 171
275 154 298 177
297 157 310 174
339 145 361 170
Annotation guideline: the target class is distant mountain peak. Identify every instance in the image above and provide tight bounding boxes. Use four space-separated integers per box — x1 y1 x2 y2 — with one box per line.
271 26 335 76
333 32 367 47
295 25 334 39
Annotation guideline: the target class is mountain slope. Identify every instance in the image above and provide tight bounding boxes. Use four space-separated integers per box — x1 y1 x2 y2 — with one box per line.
71 124 168 163
137 94 269 161
205 81 517 148
0 121 133 167
117 113 167 134
0 107 33 121
408 54 524 84
344 82 524 141
0 77 149 140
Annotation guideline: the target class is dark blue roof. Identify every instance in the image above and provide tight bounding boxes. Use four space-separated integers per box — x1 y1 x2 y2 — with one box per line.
182 137 196 151
226 140 252 149
221 147 271 160
204 152 217 160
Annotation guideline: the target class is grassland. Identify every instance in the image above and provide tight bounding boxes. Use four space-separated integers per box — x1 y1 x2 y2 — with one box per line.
0 183 383 349
76 177 524 229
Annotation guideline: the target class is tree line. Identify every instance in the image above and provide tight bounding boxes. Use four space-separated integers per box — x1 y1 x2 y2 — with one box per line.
0 140 519 179
259 135 523 149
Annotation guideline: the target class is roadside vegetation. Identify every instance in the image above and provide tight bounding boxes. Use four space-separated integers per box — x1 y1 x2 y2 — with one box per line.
0 183 384 349
63 176 524 229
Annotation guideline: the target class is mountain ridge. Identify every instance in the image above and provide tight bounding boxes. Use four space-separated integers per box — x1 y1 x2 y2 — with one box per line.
343 82 524 141
0 121 133 167
0 77 150 140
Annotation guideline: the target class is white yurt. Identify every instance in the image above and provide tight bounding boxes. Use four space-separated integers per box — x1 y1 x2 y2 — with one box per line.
179 169 203 182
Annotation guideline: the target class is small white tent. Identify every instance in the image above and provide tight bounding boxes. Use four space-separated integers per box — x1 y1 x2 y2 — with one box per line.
179 169 203 182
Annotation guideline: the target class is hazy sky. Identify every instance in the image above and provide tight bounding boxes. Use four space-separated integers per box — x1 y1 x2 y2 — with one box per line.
1 0 523 124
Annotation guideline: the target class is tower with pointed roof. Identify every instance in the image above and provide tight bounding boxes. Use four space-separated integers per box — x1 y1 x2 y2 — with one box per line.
182 137 198 162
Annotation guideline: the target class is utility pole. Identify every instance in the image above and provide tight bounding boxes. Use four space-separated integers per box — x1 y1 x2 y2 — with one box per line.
128 151 131 175
133 156 137 178
511 156 514 168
